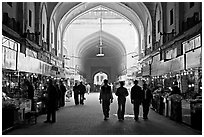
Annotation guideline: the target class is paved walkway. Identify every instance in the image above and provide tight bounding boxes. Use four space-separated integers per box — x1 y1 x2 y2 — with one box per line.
6 93 202 135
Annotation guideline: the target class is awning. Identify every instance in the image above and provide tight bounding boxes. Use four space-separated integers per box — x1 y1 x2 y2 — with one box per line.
2 24 21 41
161 22 201 50
151 55 184 76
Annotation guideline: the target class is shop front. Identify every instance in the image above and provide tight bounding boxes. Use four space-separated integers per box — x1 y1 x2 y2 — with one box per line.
150 34 202 130
181 34 202 130
17 53 54 116
2 36 22 131
2 44 54 132
151 53 184 119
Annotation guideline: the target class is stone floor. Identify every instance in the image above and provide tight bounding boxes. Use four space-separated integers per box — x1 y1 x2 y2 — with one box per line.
6 93 202 135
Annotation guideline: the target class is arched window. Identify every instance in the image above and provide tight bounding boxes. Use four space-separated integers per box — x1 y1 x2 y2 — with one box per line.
155 4 161 42
41 4 47 43
146 18 151 50
94 72 108 85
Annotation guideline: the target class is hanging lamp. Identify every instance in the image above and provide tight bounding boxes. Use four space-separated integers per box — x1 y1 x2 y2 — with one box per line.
96 6 104 57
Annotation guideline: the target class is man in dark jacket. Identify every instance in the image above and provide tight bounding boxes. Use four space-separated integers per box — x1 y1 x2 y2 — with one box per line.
53 80 61 109
115 81 129 121
142 83 153 119
44 79 58 123
99 79 113 120
59 80 66 107
73 83 79 105
78 82 86 105
131 80 143 121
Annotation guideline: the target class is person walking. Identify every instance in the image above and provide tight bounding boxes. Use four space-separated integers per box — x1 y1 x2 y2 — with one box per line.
115 81 129 121
130 80 143 121
142 83 153 120
44 79 58 123
73 83 79 105
99 79 113 120
86 83 91 94
59 80 66 107
78 82 86 105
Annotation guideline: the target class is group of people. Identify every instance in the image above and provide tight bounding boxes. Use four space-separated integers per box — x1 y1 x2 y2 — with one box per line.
43 78 180 123
99 79 153 121
23 78 67 123
73 82 91 105
43 79 67 123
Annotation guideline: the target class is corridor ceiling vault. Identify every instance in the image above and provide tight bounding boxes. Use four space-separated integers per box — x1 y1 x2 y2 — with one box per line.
48 2 153 83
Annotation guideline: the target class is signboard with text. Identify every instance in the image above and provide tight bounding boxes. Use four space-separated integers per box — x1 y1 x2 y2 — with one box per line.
18 53 41 74
2 46 16 70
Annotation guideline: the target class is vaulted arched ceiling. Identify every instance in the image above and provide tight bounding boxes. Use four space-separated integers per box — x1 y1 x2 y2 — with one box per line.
77 31 126 58
47 2 153 81
78 31 126 79
49 2 152 57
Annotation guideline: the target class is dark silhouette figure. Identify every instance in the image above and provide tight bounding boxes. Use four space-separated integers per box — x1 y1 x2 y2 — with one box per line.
99 79 113 120
170 81 181 95
131 80 143 121
78 82 86 105
44 79 58 123
73 83 79 105
25 80 35 111
115 81 129 121
60 80 66 107
53 80 61 109
142 83 153 119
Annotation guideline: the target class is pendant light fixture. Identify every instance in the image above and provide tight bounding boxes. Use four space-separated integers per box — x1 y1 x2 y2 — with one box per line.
96 6 104 57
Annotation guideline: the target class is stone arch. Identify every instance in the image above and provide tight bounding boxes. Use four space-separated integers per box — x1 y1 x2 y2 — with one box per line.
91 66 111 84
76 31 126 58
154 3 163 44
93 71 109 85
76 30 127 82
49 2 152 59
40 3 48 44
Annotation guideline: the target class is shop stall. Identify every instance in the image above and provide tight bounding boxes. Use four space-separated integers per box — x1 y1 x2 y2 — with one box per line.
180 34 202 129
150 34 202 129
2 36 23 131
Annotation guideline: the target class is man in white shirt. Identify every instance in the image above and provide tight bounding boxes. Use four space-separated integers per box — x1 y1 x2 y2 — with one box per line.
86 83 91 94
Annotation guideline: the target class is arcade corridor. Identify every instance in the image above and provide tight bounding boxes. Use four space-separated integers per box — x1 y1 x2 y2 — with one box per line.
2 2 202 135
6 93 201 135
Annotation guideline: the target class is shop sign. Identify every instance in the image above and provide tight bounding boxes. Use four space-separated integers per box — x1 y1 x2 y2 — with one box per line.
2 46 17 70
151 54 160 76
165 47 177 59
18 52 41 74
183 34 201 53
142 64 150 76
186 48 201 69
2 36 19 51
40 61 51 76
26 48 37 58
161 55 184 74
152 53 184 76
